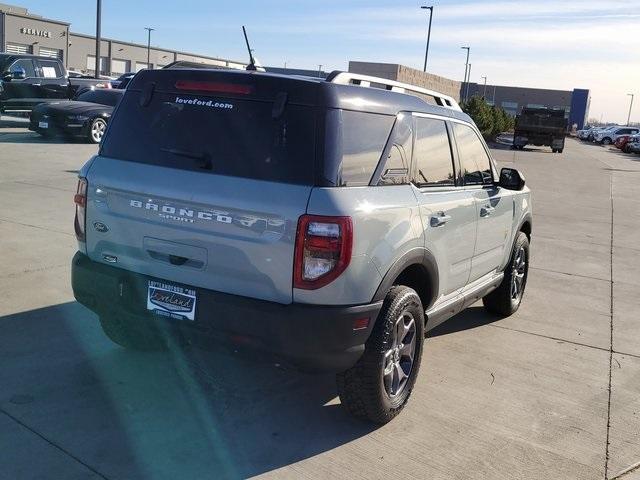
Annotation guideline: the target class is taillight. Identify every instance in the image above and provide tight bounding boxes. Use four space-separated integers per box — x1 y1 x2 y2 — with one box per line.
74 178 87 241
293 215 353 290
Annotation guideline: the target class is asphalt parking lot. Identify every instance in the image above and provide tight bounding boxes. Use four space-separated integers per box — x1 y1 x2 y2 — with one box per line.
1 118 639 480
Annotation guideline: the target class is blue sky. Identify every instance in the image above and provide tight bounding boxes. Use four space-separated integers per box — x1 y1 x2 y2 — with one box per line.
15 0 640 123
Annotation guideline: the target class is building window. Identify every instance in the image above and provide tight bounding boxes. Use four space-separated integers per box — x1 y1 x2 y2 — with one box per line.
39 47 63 60
501 101 518 109
526 103 546 108
5 43 32 55
87 55 109 75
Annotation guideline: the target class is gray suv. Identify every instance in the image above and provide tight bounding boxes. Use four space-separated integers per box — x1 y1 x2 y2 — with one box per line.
71 69 532 424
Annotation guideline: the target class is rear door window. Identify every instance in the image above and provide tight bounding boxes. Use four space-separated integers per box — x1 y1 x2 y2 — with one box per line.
37 59 63 78
412 117 455 187
101 90 317 185
453 123 494 186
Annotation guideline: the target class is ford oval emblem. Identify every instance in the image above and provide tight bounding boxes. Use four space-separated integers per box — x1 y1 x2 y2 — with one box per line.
94 222 109 233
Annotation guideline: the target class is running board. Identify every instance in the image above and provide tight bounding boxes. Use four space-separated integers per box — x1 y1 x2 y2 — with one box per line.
425 272 504 331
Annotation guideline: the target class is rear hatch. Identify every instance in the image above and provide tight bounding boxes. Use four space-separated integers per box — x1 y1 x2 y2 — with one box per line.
84 69 320 304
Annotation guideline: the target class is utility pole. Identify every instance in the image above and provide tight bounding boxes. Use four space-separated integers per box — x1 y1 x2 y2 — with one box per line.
460 46 470 102
465 63 472 101
94 0 101 78
421 6 433 72
627 93 635 125
318 64 323 78
481 76 487 99
492 85 496 105
144 27 154 69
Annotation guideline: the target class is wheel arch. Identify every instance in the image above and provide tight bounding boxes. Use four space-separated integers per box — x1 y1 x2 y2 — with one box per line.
372 248 439 312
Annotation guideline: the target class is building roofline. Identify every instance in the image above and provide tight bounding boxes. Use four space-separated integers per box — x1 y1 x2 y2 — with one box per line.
0 9 70 26
469 82 577 95
68 31 245 65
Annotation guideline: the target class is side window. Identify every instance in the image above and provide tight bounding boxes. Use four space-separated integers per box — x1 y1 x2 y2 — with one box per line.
412 117 455 187
37 60 63 78
453 123 493 186
331 110 395 187
377 113 412 186
9 58 36 78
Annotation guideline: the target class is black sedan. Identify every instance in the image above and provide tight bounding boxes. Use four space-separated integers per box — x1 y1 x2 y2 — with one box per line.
29 89 123 143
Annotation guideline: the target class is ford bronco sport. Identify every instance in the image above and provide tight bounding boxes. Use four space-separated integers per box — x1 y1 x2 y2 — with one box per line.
71 68 532 424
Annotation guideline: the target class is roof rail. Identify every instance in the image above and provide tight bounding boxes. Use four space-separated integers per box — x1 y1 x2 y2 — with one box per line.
326 71 462 112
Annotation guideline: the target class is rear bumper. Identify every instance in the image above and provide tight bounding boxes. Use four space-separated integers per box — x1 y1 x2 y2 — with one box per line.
71 252 382 372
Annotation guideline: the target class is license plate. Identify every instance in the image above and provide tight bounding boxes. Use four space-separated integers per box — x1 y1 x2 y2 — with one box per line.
38 121 48 129
146 280 196 321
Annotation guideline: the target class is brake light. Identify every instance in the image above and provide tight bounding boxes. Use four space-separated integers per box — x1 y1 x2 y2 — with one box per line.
74 178 87 241
293 215 353 290
174 80 253 95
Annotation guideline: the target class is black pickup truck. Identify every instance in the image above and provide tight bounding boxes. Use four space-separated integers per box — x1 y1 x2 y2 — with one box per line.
0 53 111 114
513 107 567 153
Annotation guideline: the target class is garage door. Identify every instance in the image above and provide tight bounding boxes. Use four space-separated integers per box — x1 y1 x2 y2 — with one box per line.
111 59 130 75
135 62 150 72
5 43 32 55
39 47 63 60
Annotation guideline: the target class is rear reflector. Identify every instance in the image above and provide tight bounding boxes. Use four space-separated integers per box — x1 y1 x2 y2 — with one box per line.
352 318 370 331
174 80 253 95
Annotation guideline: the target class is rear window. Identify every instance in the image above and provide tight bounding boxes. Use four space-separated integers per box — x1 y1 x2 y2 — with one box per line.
101 90 316 185
75 90 122 106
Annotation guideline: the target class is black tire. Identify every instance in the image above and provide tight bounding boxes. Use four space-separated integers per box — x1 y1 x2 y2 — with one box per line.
602 137 612 145
99 314 166 351
551 149 557 153
337 286 424 424
88 117 107 144
558 149 563 153
483 231 530 316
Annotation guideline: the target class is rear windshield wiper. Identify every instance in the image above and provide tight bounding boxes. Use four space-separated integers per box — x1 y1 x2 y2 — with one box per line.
160 147 212 170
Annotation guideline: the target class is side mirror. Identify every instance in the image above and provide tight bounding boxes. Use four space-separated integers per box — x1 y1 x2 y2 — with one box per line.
5 67 26 80
499 167 526 191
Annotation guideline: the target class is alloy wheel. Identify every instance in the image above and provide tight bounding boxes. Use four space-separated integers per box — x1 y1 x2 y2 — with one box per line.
91 119 107 142
382 311 417 398
510 246 527 301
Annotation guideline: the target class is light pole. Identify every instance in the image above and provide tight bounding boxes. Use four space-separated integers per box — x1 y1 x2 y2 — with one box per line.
420 6 433 72
144 27 154 69
466 63 472 100
627 93 634 125
94 0 101 78
461 46 470 102
481 76 487 99
318 64 323 77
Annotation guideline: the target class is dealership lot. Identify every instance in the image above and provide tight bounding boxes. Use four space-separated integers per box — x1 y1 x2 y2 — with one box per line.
1 120 639 480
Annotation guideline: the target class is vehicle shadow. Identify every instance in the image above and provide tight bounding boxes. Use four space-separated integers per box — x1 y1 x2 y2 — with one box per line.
427 306 503 338
0 302 376 479
0 130 84 144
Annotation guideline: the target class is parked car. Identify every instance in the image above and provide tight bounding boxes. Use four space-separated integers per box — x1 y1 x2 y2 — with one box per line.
29 89 123 143
587 125 618 142
71 69 532 424
0 53 111 114
577 126 598 140
614 134 634 150
626 135 640 154
111 72 136 89
594 126 639 145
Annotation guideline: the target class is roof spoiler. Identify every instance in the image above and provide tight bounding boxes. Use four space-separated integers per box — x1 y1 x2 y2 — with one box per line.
326 71 462 112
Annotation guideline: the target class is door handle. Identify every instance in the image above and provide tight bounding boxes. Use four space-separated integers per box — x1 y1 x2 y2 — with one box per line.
430 213 451 227
480 205 495 217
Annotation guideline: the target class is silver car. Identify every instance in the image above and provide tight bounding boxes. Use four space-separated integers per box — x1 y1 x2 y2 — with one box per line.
71 69 532 423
